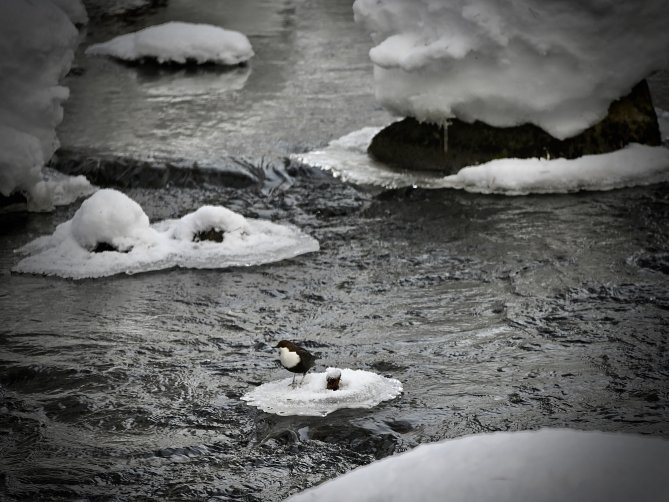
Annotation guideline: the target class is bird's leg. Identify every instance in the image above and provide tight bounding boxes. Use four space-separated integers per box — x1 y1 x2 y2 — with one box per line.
298 372 308 386
290 374 296 388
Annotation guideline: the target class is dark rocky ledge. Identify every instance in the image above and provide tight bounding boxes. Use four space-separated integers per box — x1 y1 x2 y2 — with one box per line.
368 80 662 174
50 149 259 189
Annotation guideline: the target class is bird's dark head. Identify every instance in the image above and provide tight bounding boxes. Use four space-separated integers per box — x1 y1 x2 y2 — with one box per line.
276 340 296 350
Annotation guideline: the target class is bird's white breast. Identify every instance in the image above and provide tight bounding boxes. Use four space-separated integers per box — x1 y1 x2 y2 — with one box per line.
279 347 300 368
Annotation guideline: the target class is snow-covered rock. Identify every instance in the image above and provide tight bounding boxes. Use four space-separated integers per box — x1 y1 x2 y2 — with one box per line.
287 429 669 502
86 22 254 65
70 189 154 252
242 368 403 417
14 189 319 279
293 126 669 194
0 0 94 211
353 0 669 139
50 0 89 25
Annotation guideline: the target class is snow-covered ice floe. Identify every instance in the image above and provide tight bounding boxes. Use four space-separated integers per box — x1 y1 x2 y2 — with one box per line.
292 126 669 194
287 429 669 502
241 368 403 417
13 189 319 279
86 22 254 65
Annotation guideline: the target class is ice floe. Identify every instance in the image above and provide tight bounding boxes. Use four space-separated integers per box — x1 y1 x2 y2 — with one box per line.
241 368 403 417
13 189 319 279
293 126 669 194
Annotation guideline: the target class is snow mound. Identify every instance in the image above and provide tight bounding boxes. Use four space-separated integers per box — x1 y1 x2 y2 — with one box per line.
292 126 669 194
71 189 152 251
13 189 319 279
287 429 669 502
85 22 254 65
353 0 669 139
241 368 403 417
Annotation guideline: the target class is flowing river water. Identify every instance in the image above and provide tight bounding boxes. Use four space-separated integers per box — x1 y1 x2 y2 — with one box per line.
1 1 669 500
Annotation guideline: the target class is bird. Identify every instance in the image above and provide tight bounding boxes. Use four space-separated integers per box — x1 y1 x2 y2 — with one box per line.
276 340 318 387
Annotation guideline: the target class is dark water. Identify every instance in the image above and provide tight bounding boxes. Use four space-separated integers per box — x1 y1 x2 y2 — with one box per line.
2 0 669 500
2 176 669 500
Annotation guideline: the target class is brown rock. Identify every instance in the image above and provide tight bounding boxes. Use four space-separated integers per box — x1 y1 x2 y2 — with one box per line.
368 80 662 174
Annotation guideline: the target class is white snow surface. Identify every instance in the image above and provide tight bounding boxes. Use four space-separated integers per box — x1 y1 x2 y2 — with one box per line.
14 189 319 279
85 22 254 65
241 368 403 417
293 126 669 194
0 0 94 211
353 0 669 139
287 429 669 502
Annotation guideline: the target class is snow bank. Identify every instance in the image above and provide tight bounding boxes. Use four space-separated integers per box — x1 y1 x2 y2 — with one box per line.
288 429 669 502
242 368 403 417
353 0 669 139
0 0 94 211
86 22 254 65
293 126 669 194
13 189 319 279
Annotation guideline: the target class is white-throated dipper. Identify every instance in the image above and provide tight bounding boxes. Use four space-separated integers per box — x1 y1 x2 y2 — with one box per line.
276 340 318 387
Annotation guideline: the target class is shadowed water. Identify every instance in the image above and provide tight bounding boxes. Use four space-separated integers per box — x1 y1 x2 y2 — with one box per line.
2 0 669 500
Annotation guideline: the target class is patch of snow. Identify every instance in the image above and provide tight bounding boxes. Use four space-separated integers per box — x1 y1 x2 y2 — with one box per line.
353 0 669 139
13 189 319 279
287 429 669 502
0 0 93 211
241 368 403 417
85 22 254 65
292 126 669 194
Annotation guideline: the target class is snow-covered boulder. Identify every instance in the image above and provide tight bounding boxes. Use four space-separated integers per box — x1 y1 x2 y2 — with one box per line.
86 22 254 65
0 0 94 211
353 0 669 139
287 429 669 502
14 189 319 279
242 368 403 417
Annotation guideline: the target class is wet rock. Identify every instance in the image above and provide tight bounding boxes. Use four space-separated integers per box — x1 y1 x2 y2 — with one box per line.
50 148 256 189
193 228 225 243
0 192 27 212
92 241 131 253
368 80 661 174
326 368 341 391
